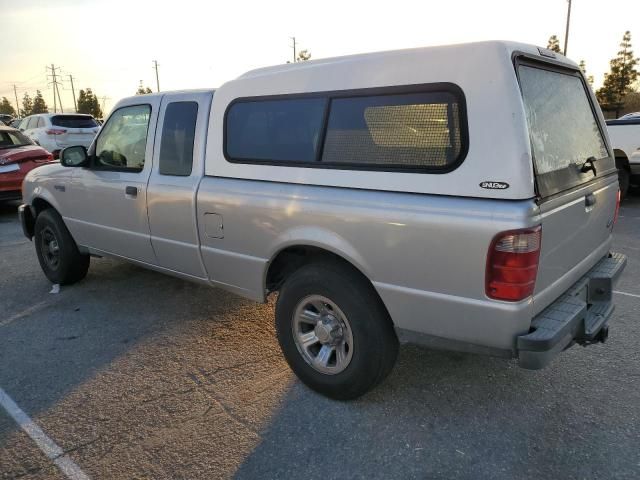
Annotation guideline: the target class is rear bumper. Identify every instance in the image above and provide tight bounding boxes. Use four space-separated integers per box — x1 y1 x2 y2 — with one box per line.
0 190 22 201
517 252 627 369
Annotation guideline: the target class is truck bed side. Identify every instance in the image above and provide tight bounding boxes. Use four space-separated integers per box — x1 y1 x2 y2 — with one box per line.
197 178 540 352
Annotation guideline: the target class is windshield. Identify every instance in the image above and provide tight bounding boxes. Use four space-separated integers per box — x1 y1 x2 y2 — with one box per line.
0 130 32 149
518 64 612 196
51 115 98 128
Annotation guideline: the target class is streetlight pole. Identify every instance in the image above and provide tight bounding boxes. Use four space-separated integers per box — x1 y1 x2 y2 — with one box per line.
564 0 572 55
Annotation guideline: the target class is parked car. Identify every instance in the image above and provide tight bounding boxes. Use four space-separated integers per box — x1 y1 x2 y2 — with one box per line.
19 41 626 399
19 113 99 158
606 115 640 198
0 114 14 125
0 126 53 202
619 112 640 120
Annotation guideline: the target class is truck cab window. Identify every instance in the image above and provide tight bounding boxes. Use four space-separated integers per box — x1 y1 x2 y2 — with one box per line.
159 101 198 176
95 104 151 171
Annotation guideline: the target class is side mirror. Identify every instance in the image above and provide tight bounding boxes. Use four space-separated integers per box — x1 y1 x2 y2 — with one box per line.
60 145 89 167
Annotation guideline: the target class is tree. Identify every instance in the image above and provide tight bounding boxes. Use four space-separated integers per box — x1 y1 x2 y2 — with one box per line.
547 35 561 53
287 49 312 64
296 49 311 62
0 97 16 116
22 93 33 117
77 88 103 119
31 90 48 114
136 83 153 95
597 31 639 117
579 60 594 86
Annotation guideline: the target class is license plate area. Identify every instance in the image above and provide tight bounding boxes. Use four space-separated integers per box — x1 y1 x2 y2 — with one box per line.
587 277 613 303
0 163 20 174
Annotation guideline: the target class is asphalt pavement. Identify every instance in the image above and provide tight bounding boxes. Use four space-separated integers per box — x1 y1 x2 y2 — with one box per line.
1 195 639 479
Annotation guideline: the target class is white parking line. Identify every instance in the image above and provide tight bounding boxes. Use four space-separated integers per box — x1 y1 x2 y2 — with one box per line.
614 290 640 299
0 300 58 328
0 387 90 480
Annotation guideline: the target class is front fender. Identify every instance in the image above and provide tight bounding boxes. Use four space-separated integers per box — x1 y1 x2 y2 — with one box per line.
22 163 70 215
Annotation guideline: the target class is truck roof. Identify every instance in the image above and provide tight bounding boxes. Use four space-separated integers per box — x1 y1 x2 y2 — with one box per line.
123 88 216 102
236 40 578 81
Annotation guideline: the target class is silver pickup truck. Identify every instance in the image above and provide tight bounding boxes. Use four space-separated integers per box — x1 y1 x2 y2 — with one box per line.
19 41 626 399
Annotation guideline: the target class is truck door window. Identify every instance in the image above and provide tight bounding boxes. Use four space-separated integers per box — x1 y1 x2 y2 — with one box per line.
158 101 198 176
95 104 151 172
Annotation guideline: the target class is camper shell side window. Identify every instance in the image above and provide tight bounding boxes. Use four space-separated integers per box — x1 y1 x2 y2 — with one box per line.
224 84 469 174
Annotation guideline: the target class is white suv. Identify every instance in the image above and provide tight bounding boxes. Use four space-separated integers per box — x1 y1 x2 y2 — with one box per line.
19 114 99 158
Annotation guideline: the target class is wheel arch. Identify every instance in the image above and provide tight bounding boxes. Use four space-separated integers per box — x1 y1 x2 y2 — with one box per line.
614 149 630 170
31 196 56 216
264 238 393 324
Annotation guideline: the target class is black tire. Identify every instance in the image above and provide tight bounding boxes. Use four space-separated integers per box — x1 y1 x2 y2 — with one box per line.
618 166 630 200
275 261 399 400
34 208 89 285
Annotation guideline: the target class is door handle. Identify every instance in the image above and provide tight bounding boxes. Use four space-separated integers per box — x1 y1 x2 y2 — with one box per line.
585 193 596 207
125 186 138 197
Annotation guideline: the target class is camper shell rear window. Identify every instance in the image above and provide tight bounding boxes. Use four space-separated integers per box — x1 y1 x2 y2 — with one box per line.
224 84 468 173
516 59 615 197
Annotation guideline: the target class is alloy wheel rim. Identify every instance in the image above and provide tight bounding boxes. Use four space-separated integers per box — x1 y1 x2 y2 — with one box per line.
40 227 60 270
292 295 354 375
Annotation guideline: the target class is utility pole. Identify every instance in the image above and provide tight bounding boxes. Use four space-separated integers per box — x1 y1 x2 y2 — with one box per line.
13 85 20 117
291 37 298 62
46 64 64 113
68 74 77 112
100 96 110 114
564 0 572 56
153 60 160 92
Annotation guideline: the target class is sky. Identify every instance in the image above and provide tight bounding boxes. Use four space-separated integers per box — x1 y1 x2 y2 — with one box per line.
1 0 638 116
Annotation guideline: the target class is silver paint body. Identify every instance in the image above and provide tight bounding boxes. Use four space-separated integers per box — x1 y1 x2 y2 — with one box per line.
22 42 620 355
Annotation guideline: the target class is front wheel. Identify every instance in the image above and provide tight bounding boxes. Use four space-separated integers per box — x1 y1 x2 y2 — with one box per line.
34 209 89 285
275 261 398 400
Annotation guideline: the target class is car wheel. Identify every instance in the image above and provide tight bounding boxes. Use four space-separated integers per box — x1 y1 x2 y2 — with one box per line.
34 209 89 285
275 261 399 400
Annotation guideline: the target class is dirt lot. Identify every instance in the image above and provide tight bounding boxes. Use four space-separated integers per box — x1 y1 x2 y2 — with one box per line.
1 196 639 479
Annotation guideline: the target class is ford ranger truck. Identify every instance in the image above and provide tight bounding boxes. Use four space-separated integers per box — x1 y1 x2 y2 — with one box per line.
19 42 626 399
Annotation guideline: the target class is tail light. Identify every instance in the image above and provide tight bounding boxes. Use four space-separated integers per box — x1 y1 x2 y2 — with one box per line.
486 226 542 301
613 189 621 228
45 128 67 135
35 153 54 163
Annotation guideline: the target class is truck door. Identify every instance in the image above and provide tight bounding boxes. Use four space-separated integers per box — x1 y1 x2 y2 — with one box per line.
65 99 160 264
146 91 213 278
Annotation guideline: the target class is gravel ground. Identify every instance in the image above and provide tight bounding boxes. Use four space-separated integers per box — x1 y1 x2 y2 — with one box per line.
0 195 639 480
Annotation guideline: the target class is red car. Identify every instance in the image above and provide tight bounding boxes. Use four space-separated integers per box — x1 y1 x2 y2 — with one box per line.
0 126 54 202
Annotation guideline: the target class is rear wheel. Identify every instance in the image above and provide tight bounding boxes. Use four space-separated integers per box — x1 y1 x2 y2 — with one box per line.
34 209 89 285
275 261 398 400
